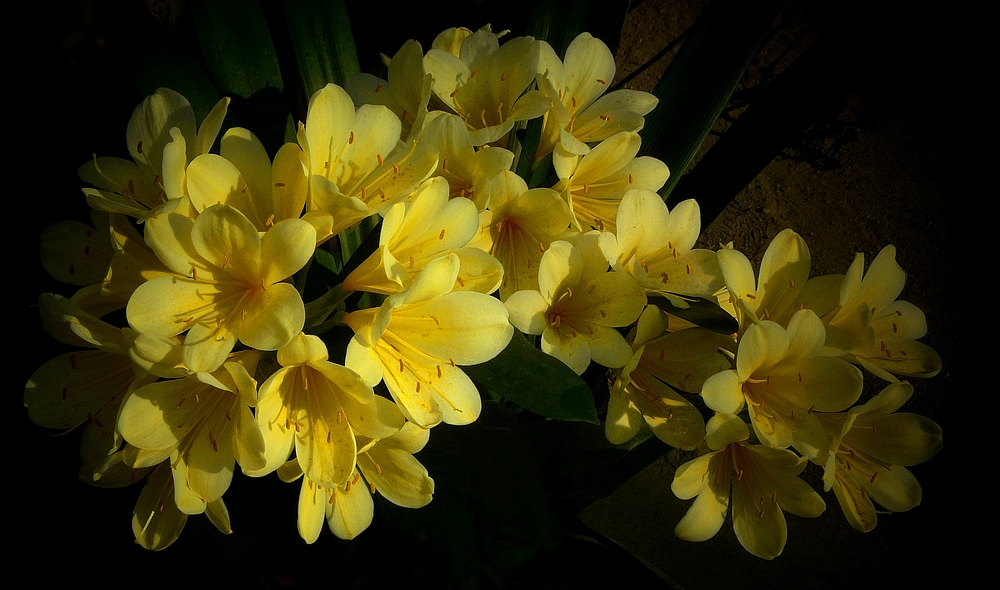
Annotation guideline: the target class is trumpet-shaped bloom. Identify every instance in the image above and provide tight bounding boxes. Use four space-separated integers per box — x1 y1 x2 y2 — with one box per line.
300 83 438 241
672 414 825 560
820 245 941 379
347 39 433 141
814 381 942 531
128 203 315 372
250 333 403 489
118 351 265 516
483 171 574 301
79 88 229 218
424 26 550 146
341 177 503 295
505 235 646 374
606 306 730 448
418 112 514 210
717 229 810 335
601 190 723 308
356 422 434 509
534 33 657 158
701 309 863 457
344 255 514 427
552 131 669 233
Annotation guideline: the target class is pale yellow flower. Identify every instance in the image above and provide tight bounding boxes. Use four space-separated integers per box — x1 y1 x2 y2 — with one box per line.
347 39 433 141
505 235 646 374
814 381 942 532
79 88 229 218
419 112 514 209
118 351 265 517
672 413 825 560
552 131 669 233
606 306 730 449
424 26 551 146
128 203 315 372
535 33 657 158
344 255 513 427
341 177 503 295
600 189 723 308
701 309 863 457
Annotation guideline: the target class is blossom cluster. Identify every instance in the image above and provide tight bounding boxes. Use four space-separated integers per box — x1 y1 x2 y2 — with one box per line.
26 26 941 558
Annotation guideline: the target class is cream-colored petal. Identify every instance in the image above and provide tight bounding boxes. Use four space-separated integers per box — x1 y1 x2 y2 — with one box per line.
701 370 745 415
328 475 374 540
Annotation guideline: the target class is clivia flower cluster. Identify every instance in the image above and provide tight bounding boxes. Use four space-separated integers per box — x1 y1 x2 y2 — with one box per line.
26 25 941 559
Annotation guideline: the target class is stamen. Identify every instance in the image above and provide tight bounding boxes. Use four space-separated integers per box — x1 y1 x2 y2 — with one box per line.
596 78 607 85
392 163 400 174
892 322 898 333
352 473 360 485
872 423 878 435
771 491 777 502
686 263 692 275
377 154 384 166
470 68 479 79
345 480 352 493
496 102 504 114
370 482 377 494
439 229 446 240
870 471 878 483
442 159 448 170
191 268 198 281
399 358 404 372
746 293 757 300
209 431 218 452
661 272 669 283
379 187 387 200
349 131 355 144
375 84 383 93
430 315 441 325
790 410 796 421
450 88 460 98
449 358 456 367
790 279 795 288
375 463 383 475
136 140 143 154
408 256 415 268
327 431 333 443
566 287 573 297
628 173 634 184
538 241 545 252
762 308 770 319
659 349 665 361
437 365 443 378
265 214 275 227
571 96 577 108
415 382 421 393
337 410 343 424
640 262 649 273
599 310 607 317
70 353 77 370
501 71 508 81
599 114 612 122
737 469 744 480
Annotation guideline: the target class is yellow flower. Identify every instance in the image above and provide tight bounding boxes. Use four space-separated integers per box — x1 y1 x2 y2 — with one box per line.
606 306 730 449
814 381 942 532
79 88 229 219
552 131 669 233
534 32 658 158
419 112 514 209
249 333 404 490
423 26 551 146
672 414 825 560
341 177 503 295
344 255 513 427
482 170 574 301
701 309 863 457
347 39 433 141
601 189 723 308
128 203 315 372
118 351 265 517
505 235 646 374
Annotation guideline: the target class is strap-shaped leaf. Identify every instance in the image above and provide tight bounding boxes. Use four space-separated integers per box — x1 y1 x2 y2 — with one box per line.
192 0 284 98
282 0 359 96
464 330 598 424
639 0 781 198
647 295 738 335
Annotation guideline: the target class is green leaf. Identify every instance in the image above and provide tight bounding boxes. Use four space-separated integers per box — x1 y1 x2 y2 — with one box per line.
132 39 219 122
647 295 738 335
464 330 598 424
282 0 359 97
191 0 284 98
639 0 782 198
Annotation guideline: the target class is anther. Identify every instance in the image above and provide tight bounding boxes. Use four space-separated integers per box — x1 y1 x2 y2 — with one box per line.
375 463 383 475
375 84 383 93
408 256 415 268
456 276 465 287
566 287 573 297
191 268 198 281
661 272 669 283
349 131 355 144
401 111 408 123
345 480 352 493
353 472 360 485
896 309 903 316
362 187 368 200
265 214 275 227
588 284 596 293
137 140 143 154
872 423 878 435
758 507 766 519
628 173 634 184
538 241 545 252
329 493 336 504
659 349 665 361
583 182 589 193
450 88 460 97
209 431 218 452
337 410 343 424
790 279 796 288
370 482 377 494
241 182 248 194
596 218 605 231
327 431 333 443
798 373 803 382
442 159 448 170
399 358 404 372
641 262 649 273
439 229 446 240
596 78 607 85
392 163 400 174
667 408 673 420
798 302 805 310
70 353 77 370
496 102 504 114
501 71 509 81
846 460 851 471
599 309 607 317
449 358 456 367
377 154 384 166
552 315 561 327
871 307 877 316
737 469 744 480
379 187 386 200
870 471 878 483
790 410 796 421
771 491 777 502
746 293 757 299
470 68 479 78
571 96 578 108
762 308 770 319
599 114 612 122
416 382 421 393
686 263 692 275
586 324 594 334
437 365 443 378
430 315 441 325
892 323 898 333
